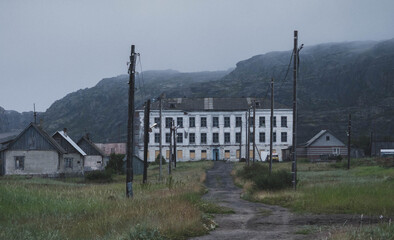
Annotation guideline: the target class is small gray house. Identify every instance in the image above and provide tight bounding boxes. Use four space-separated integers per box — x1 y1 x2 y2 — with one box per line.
52 129 86 175
0 123 66 176
122 155 144 175
297 130 347 161
77 135 108 171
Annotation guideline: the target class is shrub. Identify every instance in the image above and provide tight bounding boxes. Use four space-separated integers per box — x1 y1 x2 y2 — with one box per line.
105 153 125 174
85 170 112 183
237 163 293 191
152 154 166 165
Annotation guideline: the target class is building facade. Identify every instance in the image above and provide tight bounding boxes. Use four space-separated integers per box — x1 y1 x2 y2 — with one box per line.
136 98 293 162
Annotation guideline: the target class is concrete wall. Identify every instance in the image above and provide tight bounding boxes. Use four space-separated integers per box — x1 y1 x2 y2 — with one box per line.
137 109 292 162
84 155 103 171
4 150 59 175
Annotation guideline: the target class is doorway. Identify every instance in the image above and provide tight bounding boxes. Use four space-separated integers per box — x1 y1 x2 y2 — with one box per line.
213 149 219 161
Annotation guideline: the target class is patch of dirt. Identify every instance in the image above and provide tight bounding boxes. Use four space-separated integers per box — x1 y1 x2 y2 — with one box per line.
191 161 382 240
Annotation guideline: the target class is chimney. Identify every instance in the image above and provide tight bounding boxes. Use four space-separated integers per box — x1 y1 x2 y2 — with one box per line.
86 133 90 140
63 128 67 136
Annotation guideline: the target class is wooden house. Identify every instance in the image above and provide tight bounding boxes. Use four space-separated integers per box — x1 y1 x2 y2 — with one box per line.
52 129 86 175
0 123 66 176
297 130 347 161
77 135 108 171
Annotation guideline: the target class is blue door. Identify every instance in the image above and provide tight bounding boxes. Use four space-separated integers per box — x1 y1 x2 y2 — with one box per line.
213 149 219 161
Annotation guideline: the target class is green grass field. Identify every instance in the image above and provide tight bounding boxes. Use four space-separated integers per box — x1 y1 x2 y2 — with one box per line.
233 158 394 240
0 161 226 240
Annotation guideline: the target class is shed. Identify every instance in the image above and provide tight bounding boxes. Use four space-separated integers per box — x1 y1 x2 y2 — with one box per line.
297 130 347 161
122 155 144 175
77 135 108 171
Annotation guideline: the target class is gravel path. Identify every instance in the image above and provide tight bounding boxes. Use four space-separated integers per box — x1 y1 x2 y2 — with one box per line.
191 161 380 240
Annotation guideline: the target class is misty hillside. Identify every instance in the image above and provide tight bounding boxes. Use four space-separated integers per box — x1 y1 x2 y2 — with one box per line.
2 39 394 146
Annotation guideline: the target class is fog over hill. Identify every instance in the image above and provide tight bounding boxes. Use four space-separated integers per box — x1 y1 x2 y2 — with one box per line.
1 39 393 151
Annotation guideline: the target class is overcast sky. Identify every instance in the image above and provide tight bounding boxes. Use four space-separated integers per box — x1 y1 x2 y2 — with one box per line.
1 0 394 112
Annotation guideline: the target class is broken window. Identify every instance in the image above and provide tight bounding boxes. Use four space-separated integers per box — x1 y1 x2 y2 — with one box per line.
15 156 25 170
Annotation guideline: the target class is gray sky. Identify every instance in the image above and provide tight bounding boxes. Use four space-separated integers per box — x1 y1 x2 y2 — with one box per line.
1 0 394 112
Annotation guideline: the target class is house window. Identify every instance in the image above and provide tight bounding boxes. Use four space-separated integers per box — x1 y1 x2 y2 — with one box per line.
213 133 219 143
166 150 170 159
154 133 160 143
236 150 240 158
177 150 183 159
332 148 340 155
165 118 173 128
190 150 195 159
189 133 195 144
201 133 207 144
177 117 183 128
213 117 219 127
326 135 330 141
154 117 160 125
177 133 183 143
281 132 287 142
273 116 277 127
201 150 207 159
165 133 171 143
224 117 230 128
14 156 25 170
201 117 207 127
64 157 73 169
225 150 230 159
189 117 195 127
259 117 265 127
236 117 242 127
273 132 277 142
281 116 287 127
236 132 241 143
224 133 230 143
259 132 265 143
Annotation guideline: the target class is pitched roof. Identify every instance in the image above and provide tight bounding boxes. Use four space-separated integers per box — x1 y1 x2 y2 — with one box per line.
303 129 344 147
141 97 290 111
6 123 66 154
53 131 87 156
77 136 106 156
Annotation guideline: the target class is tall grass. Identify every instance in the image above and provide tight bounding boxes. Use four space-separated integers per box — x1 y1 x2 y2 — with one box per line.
0 161 214 240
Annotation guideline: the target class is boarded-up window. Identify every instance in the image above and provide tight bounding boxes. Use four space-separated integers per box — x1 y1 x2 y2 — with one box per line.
236 150 240 158
190 150 195 159
177 150 183 159
201 150 207 159
166 150 170 159
225 150 230 159
155 150 160 159
249 150 254 158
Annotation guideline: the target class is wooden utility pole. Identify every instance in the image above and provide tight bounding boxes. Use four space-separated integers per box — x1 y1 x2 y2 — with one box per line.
159 95 163 181
252 100 256 163
126 45 137 198
248 107 251 166
173 120 177 169
347 113 351 170
239 117 242 162
143 99 150 183
168 120 172 175
292 31 298 190
245 112 248 164
269 78 274 174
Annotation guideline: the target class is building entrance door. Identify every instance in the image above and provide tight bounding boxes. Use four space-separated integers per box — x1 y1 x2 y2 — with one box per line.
213 149 219 161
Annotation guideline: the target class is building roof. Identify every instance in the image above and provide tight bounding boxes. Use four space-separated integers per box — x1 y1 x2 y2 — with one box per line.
53 131 87 156
6 123 66 154
302 129 344 147
141 97 290 111
77 136 106 156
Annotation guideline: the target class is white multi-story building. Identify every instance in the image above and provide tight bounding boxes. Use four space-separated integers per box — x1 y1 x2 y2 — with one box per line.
136 98 292 162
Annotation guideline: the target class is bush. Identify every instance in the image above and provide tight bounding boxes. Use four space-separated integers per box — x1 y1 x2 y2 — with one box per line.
237 163 293 191
105 153 125 174
85 170 113 183
152 154 166 165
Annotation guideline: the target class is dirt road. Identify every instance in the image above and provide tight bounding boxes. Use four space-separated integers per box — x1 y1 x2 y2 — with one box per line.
192 161 379 240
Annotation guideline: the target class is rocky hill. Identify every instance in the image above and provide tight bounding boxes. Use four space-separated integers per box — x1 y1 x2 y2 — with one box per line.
2 39 394 149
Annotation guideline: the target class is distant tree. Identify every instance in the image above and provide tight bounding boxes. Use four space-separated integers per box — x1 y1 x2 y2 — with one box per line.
105 153 125 174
